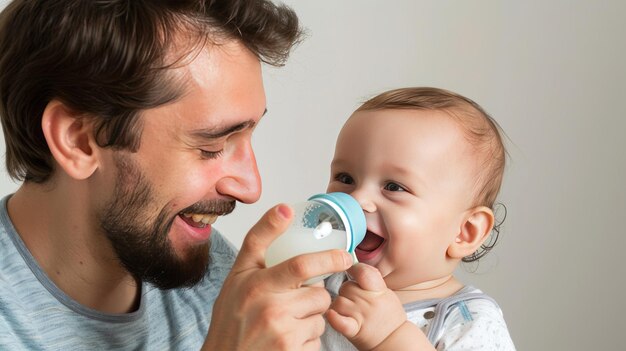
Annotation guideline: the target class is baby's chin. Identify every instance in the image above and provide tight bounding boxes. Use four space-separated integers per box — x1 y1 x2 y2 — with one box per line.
389 275 464 298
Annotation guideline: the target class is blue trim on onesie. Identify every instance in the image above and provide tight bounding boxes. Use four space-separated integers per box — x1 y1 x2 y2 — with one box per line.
458 301 473 322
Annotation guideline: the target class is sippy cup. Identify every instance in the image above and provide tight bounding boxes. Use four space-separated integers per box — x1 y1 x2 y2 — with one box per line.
265 192 367 285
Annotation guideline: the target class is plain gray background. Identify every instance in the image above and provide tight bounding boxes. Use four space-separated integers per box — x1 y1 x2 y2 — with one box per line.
1 1 625 350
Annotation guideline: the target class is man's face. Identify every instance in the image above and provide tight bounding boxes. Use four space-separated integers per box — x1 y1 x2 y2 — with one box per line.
96 41 265 289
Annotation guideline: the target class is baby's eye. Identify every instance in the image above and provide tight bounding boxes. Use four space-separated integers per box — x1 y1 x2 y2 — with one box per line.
335 173 354 185
383 182 405 192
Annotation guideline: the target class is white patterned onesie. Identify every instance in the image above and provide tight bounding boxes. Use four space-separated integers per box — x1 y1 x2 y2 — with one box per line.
321 273 516 350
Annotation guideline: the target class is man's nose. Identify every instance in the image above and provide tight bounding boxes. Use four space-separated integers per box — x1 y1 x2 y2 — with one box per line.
215 140 262 204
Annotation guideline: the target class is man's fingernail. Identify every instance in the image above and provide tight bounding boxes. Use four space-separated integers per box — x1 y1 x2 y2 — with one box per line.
277 204 290 219
344 251 354 267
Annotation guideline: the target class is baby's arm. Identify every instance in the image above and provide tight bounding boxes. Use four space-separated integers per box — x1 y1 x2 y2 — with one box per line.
326 264 435 351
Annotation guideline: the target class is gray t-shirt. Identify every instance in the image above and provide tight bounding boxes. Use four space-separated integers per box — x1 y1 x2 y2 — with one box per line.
0 195 237 350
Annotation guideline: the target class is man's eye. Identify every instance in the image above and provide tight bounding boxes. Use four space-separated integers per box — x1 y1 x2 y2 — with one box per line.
200 149 224 159
384 182 405 192
335 173 354 185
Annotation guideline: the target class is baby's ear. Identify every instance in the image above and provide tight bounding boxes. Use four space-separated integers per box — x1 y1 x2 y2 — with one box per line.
41 99 99 180
447 206 494 259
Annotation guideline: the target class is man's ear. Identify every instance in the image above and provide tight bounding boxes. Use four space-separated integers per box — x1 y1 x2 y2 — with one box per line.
447 206 495 259
41 100 99 180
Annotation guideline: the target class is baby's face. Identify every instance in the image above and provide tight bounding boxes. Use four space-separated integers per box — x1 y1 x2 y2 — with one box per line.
327 109 477 290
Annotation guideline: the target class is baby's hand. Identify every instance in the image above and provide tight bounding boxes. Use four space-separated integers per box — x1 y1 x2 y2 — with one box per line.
326 264 407 350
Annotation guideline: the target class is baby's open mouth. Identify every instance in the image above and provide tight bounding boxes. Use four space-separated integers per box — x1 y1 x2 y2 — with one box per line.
356 230 385 253
179 212 218 228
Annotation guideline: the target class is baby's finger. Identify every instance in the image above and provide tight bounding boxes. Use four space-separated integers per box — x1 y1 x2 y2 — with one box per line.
329 294 359 322
326 308 360 339
346 263 387 291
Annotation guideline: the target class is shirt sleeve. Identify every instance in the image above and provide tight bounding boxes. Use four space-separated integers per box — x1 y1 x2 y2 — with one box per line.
436 299 516 351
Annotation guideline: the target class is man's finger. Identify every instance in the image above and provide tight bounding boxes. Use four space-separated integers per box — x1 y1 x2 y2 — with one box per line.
233 204 293 271
266 249 353 289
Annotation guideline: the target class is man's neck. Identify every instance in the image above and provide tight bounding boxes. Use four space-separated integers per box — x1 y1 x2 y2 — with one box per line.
8 181 140 314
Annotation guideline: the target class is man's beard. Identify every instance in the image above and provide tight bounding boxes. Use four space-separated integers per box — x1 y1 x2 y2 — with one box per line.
98 153 235 290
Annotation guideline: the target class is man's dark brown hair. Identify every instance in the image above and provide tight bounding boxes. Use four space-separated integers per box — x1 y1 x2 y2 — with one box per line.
0 0 303 183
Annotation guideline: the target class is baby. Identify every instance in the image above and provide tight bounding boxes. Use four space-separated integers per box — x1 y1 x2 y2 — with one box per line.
321 87 515 350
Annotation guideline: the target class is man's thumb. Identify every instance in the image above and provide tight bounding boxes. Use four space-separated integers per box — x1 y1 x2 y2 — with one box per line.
232 204 293 271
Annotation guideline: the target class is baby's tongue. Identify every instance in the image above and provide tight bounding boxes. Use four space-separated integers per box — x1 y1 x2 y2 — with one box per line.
356 232 384 252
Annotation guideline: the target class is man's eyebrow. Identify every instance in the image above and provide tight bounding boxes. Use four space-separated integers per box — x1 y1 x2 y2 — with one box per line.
189 120 257 140
188 110 266 140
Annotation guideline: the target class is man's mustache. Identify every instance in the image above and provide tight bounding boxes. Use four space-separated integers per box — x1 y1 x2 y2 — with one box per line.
181 200 236 216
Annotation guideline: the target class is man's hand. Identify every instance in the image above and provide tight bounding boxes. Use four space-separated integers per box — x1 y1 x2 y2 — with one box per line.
203 204 353 351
